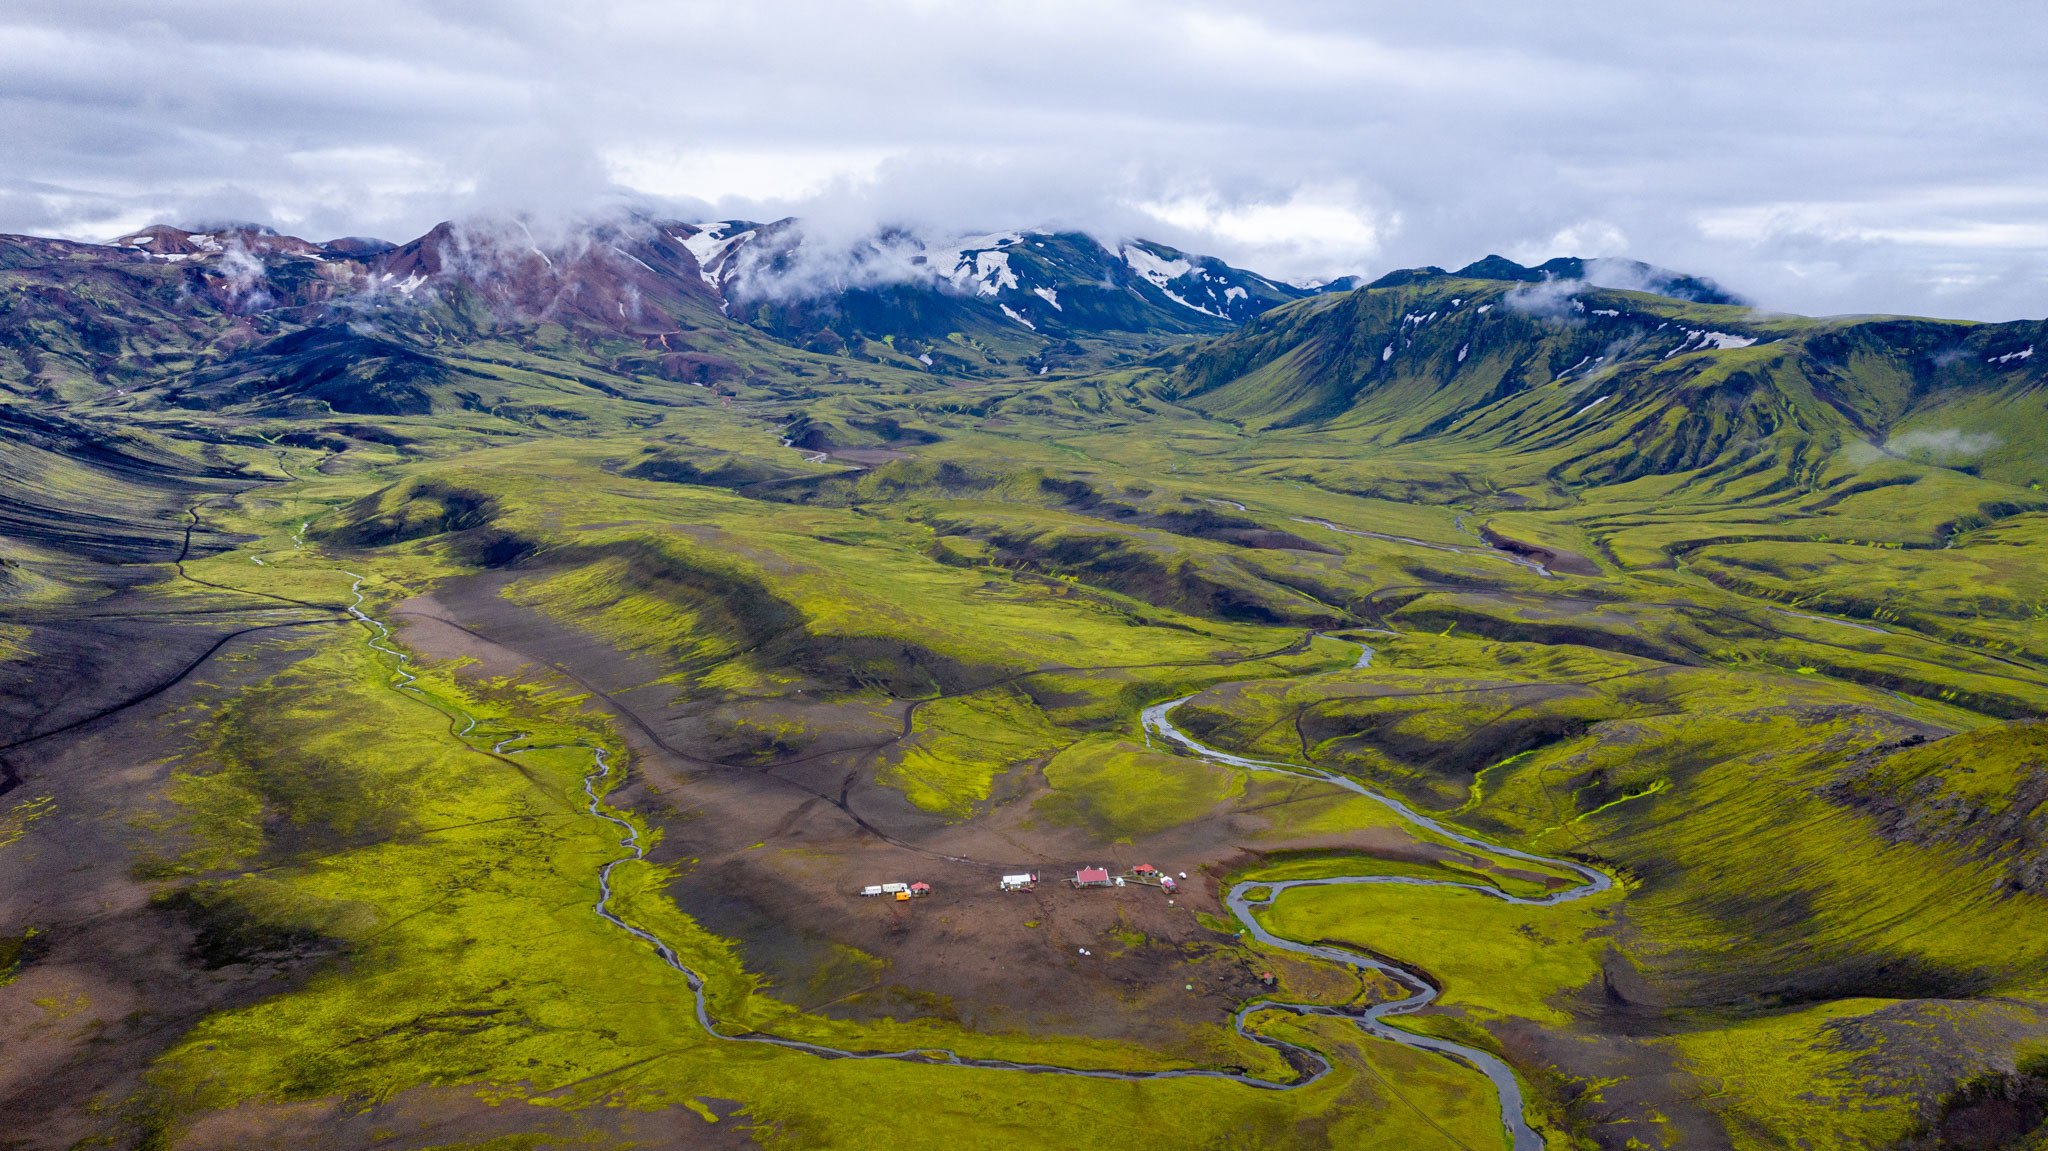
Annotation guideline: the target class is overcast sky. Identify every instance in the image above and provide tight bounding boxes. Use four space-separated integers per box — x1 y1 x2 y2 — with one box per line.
3 1 2044 319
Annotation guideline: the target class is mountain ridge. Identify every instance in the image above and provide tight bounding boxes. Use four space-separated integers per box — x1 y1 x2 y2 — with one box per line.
1164 271 2047 494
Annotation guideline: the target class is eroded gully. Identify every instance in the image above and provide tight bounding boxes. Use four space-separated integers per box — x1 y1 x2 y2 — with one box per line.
341 569 1607 1151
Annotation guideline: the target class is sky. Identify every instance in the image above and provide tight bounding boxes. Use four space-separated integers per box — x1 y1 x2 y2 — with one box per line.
2 0 2044 319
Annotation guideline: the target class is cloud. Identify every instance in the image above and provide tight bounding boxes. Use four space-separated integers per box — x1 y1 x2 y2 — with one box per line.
721 222 943 302
215 241 272 309
1134 184 1394 284
1502 278 1584 321
1 1 2045 319
1884 428 2001 459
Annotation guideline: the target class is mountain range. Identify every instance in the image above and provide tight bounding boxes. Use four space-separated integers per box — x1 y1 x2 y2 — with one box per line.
0 217 1315 402
0 215 1756 405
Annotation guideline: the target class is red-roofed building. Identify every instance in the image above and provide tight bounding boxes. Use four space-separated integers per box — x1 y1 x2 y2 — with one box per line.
1071 867 1114 888
909 882 931 896
1133 864 1160 878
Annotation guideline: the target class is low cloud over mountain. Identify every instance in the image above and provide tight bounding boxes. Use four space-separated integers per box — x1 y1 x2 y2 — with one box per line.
2 2 2045 320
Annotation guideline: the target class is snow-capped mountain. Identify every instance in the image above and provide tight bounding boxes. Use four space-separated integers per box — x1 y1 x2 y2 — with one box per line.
76 216 1309 346
665 220 1311 339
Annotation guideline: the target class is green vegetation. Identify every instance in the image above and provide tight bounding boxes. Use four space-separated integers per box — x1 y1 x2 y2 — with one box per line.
1036 736 1245 840
885 689 1069 817
5 255 2048 1149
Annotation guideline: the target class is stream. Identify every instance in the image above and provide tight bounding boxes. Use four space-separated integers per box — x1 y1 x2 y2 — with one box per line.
340 568 1606 1149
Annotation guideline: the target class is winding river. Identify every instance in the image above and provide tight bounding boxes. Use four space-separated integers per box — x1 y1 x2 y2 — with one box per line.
1143 697 1611 1150
339 568 1607 1150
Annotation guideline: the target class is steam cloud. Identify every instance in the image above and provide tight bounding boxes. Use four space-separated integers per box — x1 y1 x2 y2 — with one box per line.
216 242 273 310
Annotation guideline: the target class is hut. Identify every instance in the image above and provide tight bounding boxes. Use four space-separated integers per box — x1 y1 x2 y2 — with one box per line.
1071 866 1114 888
909 882 932 897
1132 864 1160 879
1000 873 1037 892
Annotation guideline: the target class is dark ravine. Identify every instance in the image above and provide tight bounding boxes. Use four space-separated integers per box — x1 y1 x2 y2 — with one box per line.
337 546 1608 1148
1298 515 1555 579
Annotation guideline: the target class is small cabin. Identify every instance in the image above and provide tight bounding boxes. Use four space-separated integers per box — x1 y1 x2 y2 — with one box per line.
909 882 931 896
860 885 885 897
1133 864 1160 878
881 882 910 895
1000 873 1037 891
1072 866 1114 888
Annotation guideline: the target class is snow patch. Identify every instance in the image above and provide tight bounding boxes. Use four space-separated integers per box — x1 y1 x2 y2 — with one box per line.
1382 344 1394 362
964 249 1019 296
918 353 934 366
1121 244 1225 314
1457 344 1469 362
929 232 1023 297
611 245 658 276
1224 285 1247 303
679 224 756 289
1698 331 1754 349
1590 308 1620 317
1990 345 2035 364
1122 244 1191 288
1554 355 1592 380
1033 286 1062 310
1665 329 1757 357
1574 395 1612 416
1000 303 1036 329
1159 287 1225 317
1130 240 1220 313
